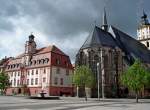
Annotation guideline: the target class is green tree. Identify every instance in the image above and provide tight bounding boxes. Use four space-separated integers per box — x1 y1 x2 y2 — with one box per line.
73 65 95 101
0 71 10 95
120 60 150 103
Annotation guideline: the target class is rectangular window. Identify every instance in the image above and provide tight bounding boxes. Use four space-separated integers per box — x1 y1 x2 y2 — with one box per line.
56 68 60 74
36 70 38 74
10 80 12 86
54 77 58 85
32 70 34 75
14 79 16 86
11 72 13 77
35 78 38 84
27 79 29 85
66 69 69 76
28 70 30 76
31 78 34 85
15 72 17 77
43 68 46 74
43 77 46 83
18 72 20 76
60 78 63 85
17 80 20 86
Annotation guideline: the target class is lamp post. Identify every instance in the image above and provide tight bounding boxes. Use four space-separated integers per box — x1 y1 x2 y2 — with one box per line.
114 50 119 98
97 62 100 101
101 49 105 99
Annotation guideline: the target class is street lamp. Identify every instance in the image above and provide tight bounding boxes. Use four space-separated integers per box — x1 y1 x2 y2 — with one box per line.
100 49 105 99
97 48 105 100
97 62 100 101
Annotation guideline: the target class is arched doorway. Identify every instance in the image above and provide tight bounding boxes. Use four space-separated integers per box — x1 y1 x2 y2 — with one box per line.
18 88 21 94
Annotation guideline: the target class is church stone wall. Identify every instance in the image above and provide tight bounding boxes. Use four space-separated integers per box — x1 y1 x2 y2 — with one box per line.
75 46 125 97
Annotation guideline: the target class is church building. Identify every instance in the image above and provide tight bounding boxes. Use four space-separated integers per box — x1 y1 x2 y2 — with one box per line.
75 9 150 98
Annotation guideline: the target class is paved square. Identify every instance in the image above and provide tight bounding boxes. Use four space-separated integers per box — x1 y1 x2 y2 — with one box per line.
0 96 150 110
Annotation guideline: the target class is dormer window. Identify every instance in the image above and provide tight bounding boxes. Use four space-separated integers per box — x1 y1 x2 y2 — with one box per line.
34 60 36 65
13 64 16 68
17 64 19 68
8 65 10 69
45 58 49 64
41 59 45 64
29 61 32 66
37 60 40 64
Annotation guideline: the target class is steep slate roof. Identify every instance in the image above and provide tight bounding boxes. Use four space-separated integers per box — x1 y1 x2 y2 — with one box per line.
81 26 118 49
109 26 150 64
80 24 150 64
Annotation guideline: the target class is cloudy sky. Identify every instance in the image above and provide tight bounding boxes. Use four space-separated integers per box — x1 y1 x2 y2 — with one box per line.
0 0 149 63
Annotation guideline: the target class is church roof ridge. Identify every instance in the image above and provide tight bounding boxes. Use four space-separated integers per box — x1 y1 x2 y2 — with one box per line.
109 26 150 64
80 25 118 49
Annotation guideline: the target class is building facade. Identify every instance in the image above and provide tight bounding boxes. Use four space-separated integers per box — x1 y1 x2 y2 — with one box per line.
0 57 10 72
137 11 150 50
76 10 150 98
1 35 74 96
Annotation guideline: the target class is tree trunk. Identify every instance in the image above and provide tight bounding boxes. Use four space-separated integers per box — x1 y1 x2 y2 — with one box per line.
76 86 79 97
136 92 138 103
83 86 87 101
85 89 87 101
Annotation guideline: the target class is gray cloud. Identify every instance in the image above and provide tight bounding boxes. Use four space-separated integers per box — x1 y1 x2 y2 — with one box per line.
0 0 149 62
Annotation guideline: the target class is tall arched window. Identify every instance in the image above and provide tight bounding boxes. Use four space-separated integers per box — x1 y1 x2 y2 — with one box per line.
146 41 149 47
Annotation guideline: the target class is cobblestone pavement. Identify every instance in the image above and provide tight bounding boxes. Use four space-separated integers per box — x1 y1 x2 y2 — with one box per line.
0 96 150 110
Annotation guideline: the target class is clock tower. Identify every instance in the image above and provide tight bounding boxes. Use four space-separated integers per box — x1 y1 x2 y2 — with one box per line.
137 11 150 50
23 34 36 65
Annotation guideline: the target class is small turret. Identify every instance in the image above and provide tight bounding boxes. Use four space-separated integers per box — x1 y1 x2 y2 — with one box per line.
25 34 36 54
140 10 150 26
29 34 35 43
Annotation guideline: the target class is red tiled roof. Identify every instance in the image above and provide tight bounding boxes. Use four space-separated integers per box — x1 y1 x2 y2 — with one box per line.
16 53 25 59
36 45 67 56
15 45 67 59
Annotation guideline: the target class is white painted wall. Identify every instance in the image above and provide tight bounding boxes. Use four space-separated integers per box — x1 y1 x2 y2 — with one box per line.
9 71 21 87
51 66 73 87
137 26 150 50
26 67 50 88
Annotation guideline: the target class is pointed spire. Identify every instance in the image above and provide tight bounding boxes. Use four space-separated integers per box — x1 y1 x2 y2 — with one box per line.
103 7 107 25
101 7 108 31
142 9 147 19
140 9 149 25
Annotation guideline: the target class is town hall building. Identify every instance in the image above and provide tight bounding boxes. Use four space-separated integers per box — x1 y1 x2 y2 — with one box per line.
0 34 74 96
